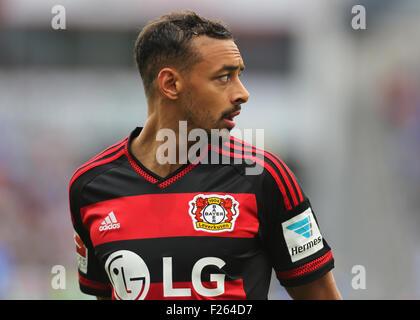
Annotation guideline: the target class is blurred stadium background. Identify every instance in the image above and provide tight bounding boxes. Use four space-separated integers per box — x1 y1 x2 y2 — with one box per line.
0 0 419 299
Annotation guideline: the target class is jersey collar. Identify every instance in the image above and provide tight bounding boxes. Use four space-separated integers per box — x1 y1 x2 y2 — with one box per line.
124 127 206 189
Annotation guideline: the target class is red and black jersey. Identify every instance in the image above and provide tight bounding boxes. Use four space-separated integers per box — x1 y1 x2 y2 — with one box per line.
69 127 334 300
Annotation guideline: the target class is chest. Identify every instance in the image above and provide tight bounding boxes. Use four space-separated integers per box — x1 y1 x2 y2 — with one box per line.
82 192 264 299
81 192 259 248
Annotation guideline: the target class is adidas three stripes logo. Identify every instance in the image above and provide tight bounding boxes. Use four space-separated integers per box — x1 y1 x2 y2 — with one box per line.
99 211 120 231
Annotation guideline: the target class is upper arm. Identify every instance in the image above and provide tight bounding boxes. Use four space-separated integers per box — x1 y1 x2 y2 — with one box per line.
258 154 335 288
69 178 113 299
285 271 342 300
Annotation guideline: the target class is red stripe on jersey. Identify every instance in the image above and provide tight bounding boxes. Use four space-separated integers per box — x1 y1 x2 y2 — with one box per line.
73 138 128 176
265 150 304 203
69 148 126 189
230 136 252 147
86 137 127 165
81 193 259 247
78 273 111 291
211 145 292 210
228 143 300 207
138 279 246 300
229 137 304 204
276 250 333 280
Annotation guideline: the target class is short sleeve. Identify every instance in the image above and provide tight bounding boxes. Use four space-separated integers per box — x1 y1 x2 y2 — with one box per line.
258 155 334 287
69 179 112 298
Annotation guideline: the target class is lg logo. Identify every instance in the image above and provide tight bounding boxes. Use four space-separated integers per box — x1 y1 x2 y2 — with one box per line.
105 250 226 300
105 250 150 300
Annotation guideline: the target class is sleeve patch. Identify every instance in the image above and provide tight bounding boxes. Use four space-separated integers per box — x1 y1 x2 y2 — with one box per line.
74 231 88 274
281 207 324 262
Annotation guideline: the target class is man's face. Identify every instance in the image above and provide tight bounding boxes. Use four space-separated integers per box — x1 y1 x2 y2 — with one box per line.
180 36 250 133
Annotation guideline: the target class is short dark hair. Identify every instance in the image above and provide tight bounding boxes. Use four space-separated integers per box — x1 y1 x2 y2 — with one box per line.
134 11 233 98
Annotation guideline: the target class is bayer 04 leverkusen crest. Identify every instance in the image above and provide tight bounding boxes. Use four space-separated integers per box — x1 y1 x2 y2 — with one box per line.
188 194 240 233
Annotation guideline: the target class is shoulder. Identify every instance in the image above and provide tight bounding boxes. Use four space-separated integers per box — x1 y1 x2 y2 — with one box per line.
225 135 306 211
69 136 128 198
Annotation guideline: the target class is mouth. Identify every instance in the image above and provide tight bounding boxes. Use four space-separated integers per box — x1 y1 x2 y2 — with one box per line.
222 110 241 128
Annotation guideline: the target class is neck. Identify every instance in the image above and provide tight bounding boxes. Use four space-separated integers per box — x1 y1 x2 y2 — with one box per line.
130 103 200 178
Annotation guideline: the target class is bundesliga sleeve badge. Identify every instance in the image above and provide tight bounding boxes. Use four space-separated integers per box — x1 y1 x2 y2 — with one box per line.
281 207 324 262
73 230 88 274
189 194 239 233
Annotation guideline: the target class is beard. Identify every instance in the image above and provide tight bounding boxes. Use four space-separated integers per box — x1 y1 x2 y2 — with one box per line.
182 90 221 134
181 88 240 138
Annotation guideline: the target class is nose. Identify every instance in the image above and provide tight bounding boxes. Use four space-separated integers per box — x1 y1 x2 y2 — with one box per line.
231 79 250 105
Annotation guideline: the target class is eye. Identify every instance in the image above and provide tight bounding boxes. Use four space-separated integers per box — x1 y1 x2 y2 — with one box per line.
218 74 230 82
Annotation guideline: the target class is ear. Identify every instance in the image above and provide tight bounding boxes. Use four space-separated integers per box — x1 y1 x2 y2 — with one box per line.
157 68 183 100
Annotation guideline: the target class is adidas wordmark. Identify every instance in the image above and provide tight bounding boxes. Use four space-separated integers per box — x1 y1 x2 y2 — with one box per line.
99 211 120 231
